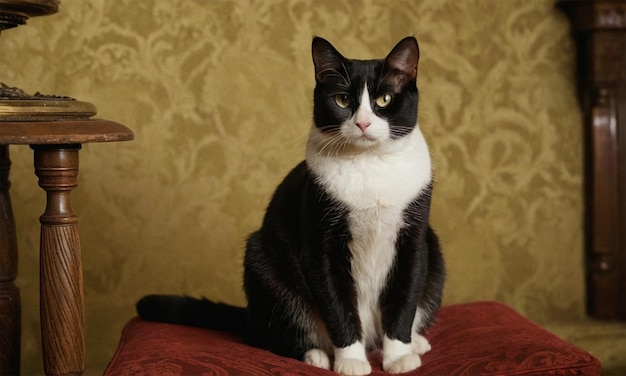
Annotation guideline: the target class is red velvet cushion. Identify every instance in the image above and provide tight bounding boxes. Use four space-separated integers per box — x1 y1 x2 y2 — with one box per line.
105 301 600 375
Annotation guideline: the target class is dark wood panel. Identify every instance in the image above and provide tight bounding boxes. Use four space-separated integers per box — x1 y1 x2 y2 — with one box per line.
559 0 626 321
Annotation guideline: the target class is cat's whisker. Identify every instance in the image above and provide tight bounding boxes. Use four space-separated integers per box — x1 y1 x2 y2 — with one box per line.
280 133 311 153
339 62 351 86
319 70 350 87
316 131 349 157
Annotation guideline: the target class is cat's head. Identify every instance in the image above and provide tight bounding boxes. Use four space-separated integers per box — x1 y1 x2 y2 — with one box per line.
310 37 419 154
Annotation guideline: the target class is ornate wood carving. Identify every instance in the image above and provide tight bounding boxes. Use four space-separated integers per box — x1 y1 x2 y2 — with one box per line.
0 83 97 121
0 0 59 31
34 145 85 375
0 145 20 375
559 0 626 321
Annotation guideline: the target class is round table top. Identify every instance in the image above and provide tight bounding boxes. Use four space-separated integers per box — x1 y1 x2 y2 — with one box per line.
0 119 134 145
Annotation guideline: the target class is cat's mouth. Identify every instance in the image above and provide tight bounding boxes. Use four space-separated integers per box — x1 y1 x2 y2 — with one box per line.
348 134 383 150
359 133 377 142
309 128 384 155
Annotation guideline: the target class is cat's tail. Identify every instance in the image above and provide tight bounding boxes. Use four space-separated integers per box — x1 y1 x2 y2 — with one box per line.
136 295 247 335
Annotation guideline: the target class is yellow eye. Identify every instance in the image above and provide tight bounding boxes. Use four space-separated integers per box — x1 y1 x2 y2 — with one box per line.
335 94 351 108
375 93 393 108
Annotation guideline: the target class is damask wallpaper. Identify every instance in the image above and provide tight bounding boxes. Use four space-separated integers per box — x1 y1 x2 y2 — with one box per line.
1 0 587 374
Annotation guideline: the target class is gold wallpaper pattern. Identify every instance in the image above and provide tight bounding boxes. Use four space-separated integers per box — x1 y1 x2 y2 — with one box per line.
0 0 583 374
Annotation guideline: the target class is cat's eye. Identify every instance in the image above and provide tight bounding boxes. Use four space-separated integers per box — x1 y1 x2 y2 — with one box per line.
375 94 393 108
335 94 351 108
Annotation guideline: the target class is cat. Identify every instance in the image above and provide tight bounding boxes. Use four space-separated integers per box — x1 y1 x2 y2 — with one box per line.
137 36 445 376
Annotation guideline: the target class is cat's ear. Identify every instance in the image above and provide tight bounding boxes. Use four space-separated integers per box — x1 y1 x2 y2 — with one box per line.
382 36 419 90
312 37 346 83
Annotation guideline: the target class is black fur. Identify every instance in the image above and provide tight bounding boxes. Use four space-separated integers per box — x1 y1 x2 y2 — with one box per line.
137 36 445 372
312 36 419 140
137 295 246 334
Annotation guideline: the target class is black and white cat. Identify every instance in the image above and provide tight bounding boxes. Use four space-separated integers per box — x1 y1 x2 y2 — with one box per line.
138 36 445 375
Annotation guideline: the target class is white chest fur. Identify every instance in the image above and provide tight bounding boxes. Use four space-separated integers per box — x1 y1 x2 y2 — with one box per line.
306 126 432 347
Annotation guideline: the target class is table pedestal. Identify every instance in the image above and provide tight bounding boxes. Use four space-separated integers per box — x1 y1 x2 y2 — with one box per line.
36 145 84 375
0 119 133 375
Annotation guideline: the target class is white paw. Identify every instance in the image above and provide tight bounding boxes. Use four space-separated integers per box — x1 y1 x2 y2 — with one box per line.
334 342 370 375
411 334 431 355
384 353 422 374
333 358 372 376
303 349 331 370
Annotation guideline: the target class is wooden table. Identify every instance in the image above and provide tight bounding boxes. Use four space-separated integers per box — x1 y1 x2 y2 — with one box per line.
0 119 133 375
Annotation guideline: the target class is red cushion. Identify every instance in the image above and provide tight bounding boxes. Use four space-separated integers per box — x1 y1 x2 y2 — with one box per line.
105 301 600 375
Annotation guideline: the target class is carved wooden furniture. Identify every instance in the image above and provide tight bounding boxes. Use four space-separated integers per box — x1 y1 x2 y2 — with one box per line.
0 0 58 30
0 120 133 375
0 1 135 375
559 0 626 321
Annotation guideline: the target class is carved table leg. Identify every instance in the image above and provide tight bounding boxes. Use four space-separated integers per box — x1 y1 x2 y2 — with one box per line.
33 145 84 376
0 145 20 375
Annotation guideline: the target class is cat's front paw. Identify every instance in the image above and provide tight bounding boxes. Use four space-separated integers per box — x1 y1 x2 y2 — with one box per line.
333 359 372 376
383 353 422 374
333 342 370 375
303 349 331 370
411 334 431 355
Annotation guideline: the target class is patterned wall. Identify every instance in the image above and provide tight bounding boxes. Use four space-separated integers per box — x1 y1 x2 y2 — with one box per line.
0 0 584 373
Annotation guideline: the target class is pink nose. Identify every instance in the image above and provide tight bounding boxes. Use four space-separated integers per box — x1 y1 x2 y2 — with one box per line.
356 121 371 132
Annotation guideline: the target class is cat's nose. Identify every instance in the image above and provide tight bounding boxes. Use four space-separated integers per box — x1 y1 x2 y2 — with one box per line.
356 121 371 132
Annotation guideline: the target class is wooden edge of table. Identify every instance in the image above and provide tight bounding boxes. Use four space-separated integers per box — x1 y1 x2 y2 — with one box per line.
0 118 134 145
